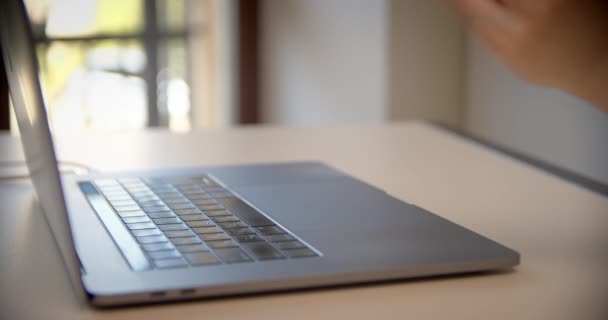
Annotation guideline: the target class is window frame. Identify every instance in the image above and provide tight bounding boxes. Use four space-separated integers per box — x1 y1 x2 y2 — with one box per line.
31 0 194 128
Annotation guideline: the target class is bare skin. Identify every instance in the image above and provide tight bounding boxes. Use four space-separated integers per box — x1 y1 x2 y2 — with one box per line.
449 0 608 112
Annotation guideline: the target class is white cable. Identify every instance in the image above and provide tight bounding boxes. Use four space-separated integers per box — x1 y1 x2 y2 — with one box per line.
0 160 97 181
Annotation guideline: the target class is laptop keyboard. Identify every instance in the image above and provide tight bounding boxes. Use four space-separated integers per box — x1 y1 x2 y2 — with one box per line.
91 175 319 270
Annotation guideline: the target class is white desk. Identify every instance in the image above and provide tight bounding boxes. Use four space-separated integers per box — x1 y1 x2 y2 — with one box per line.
1 122 606 319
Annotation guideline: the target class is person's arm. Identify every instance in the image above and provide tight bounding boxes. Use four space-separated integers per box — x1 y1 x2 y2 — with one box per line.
449 0 608 112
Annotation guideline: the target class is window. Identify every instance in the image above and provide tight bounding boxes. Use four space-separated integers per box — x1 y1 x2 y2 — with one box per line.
23 0 210 132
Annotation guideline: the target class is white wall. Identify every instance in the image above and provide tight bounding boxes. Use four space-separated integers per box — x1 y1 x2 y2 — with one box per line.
259 1 608 186
389 0 463 127
260 0 388 125
465 37 608 185
260 0 464 126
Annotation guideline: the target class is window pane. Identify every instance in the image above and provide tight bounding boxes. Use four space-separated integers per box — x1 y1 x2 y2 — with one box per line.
22 0 207 132
37 41 148 131
158 39 191 132
25 0 144 38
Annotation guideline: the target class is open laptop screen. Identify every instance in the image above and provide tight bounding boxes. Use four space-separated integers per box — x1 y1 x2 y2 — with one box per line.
0 0 85 296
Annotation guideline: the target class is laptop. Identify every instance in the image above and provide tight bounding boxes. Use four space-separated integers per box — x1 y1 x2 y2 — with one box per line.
0 0 519 307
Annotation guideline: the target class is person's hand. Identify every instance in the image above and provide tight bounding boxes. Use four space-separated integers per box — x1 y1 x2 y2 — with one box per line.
450 0 608 111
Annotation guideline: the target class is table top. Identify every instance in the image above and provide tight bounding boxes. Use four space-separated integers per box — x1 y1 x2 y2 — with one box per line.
1 122 606 319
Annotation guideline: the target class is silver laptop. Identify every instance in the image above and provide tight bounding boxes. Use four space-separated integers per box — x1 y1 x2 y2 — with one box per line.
0 0 519 307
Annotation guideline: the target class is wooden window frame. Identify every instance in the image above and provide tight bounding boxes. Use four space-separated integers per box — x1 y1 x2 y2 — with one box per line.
1 1 260 130
237 0 259 124
0 45 8 130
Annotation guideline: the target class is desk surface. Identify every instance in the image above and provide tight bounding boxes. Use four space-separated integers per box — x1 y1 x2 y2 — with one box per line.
1 122 606 319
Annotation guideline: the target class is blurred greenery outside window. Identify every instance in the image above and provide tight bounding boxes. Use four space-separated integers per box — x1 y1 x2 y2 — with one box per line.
23 0 207 132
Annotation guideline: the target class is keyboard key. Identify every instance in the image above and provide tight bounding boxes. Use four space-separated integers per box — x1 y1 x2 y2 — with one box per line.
153 217 182 225
203 209 231 217
192 198 217 205
147 250 181 260
198 204 224 211
147 211 176 219
266 234 296 242
151 189 177 196
101 188 126 195
214 247 252 264
131 192 157 199
283 248 317 258
127 222 156 230
136 235 168 244
184 252 220 266
182 190 207 196
210 215 240 223
155 192 182 198
234 234 264 243
114 205 141 212
199 232 231 242
225 227 256 236
130 189 154 195
170 236 202 245
192 226 223 234
217 221 247 229
274 241 306 250
174 208 202 215
132 228 162 237
153 258 188 269
105 195 133 202
187 220 215 228
102 189 129 196
207 240 238 249
188 194 212 201
102 190 128 197
162 197 189 204
169 203 196 210
100 184 124 191
165 230 196 238
140 201 166 208
109 199 137 207
143 205 171 213
176 244 209 253
134 195 159 202
218 197 275 227
142 242 175 252
159 223 188 231
147 185 174 191
134 196 161 203
186 220 215 228
125 187 149 193
117 210 146 218
241 242 284 260
256 226 286 235
180 214 208 222
122 216 151 224
178 182 202 189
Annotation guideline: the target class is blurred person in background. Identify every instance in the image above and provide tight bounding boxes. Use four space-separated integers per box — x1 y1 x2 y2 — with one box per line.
450 0 608 112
